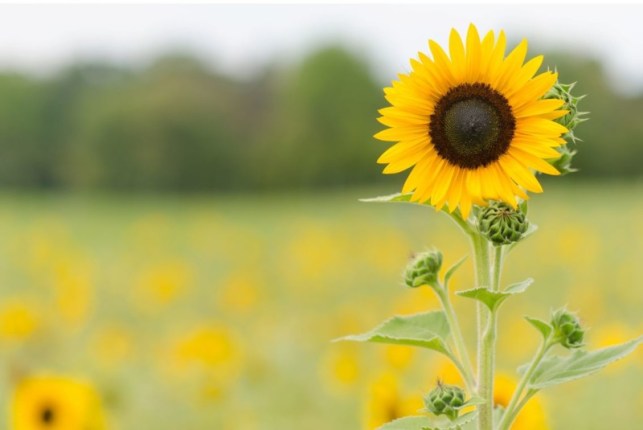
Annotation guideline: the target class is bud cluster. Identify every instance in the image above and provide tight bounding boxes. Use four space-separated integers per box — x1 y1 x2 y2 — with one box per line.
424 382 465 420
404 249 443 288
545 81 588 175
551 309 585 349
478 202 528 246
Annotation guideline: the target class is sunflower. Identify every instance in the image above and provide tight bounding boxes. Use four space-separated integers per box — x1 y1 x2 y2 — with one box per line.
375 24 568 218
11 374 106 430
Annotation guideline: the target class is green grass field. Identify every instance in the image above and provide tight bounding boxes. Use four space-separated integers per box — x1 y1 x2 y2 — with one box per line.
0 182 641 429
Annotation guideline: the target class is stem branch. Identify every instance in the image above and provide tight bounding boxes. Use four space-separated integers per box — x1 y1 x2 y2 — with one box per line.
498 340 552 430
437 287 475 391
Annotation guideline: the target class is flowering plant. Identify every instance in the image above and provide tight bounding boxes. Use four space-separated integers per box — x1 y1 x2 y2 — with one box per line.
338 24 641 430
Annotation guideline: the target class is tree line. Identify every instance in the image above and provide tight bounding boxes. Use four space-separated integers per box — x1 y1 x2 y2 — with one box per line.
0 46 640 192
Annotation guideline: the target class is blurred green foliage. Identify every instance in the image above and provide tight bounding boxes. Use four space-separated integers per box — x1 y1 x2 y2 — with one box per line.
0 46 639 191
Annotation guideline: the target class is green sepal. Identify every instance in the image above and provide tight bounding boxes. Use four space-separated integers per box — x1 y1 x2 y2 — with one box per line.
335 311 450 355
525 316 553 340
456 279 533 312
526 336 643 390
444 255 467 289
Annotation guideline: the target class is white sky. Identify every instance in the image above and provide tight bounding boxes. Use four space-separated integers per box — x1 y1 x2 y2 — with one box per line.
0 4 641 92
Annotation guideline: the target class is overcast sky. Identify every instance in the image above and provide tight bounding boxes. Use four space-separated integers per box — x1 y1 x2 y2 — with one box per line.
0 4 641 92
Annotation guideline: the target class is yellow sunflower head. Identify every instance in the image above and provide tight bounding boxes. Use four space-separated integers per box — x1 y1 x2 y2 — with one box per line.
375 24 568 218
11 374 106 430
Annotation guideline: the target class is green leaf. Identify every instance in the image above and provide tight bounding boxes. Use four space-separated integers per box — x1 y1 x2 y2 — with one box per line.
360 192 417 204
524 316 553 339
426 412 478 430
376 416 428 430
528 336 643 390
335 311 450 355
456 279 533 312
444 255 467 288
378 412 479 430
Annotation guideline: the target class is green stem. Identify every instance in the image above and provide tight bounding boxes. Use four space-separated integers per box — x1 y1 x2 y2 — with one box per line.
437 287 475 391
478 245 504 430
470 236 493 430
497 340 552 430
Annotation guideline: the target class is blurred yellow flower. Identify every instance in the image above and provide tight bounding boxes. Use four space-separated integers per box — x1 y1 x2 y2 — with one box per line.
494 373 548 430
52 259 94 329
173 324 240 372
319 344 361 393
0 299 39 341
363 371 423 430
90 325 133 368
134 261 192 311
11 375 106 430
217 271 262 314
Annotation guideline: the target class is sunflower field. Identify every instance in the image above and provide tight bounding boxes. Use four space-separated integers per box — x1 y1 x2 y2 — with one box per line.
0 181 640 429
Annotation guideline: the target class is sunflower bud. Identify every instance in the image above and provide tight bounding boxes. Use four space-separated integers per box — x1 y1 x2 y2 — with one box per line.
544 81 588 175
545 81 588 138
404 250 443 288
478 202 528 246
424 382 465 420
551 309 585 349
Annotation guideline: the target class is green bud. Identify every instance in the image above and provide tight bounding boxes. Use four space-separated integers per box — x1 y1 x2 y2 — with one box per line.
551 309 585 349
404 249 443 288
549 144 578 176
478 202 529 246
545 81 588 137
544 80 588 175
424 382 465 420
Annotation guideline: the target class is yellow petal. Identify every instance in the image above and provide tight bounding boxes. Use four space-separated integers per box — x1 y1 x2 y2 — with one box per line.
493 39 528 90
511 139 561 159
402 151 436 193
502 55 543 97
374 125 428 142
465 24 481 82
514 99 565 118
509 71 558 109
498 154 543 193
429 39 456 87
516 117 568 137
446 168 465 212
483 30 506 83
478 30 495 78
508 147 560 175
377 138 427 164
449 28 466 81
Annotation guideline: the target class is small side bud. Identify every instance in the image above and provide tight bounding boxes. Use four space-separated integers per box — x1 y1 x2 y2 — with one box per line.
544 80 588 175
551 309 585 349
404 249 443 288
424 382 465 420
478 202 529 246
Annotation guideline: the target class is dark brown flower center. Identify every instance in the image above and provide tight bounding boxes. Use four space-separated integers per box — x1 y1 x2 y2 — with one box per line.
430 83 515 168
39 404 55 425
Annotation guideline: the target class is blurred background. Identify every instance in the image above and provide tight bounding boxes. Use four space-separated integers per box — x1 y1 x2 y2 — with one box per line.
0 3 641 429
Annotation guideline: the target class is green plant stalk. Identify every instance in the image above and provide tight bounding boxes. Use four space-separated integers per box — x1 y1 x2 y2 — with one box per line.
436 286 476 391
477 245 503 430
498 339 552 430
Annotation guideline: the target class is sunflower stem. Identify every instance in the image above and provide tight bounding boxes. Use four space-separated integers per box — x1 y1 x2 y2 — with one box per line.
436 286 476 392
476 242 503 430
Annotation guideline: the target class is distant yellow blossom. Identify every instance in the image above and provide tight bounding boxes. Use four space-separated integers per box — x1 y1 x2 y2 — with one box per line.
11 374 106 430
363 372 423 429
